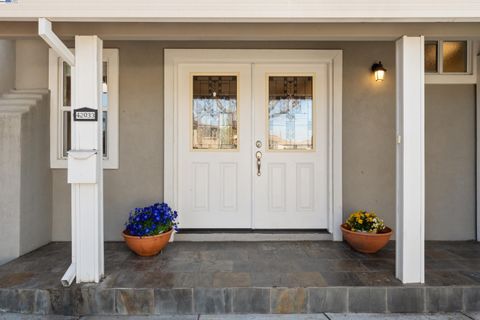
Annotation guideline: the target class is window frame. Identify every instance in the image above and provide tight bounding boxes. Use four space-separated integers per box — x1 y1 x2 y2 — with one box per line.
425 39 478 84
49 48 119 169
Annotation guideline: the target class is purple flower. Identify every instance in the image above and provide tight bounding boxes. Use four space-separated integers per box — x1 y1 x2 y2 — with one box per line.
125 202 179 236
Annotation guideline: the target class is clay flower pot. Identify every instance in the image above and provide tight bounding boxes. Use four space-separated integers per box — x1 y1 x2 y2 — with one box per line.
340 224 392 254
123 229 173 257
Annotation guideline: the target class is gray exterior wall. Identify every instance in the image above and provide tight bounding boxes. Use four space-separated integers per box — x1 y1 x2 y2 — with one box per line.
0 109 22 264
425 85 476 240
0 40 15 95
15 40 49 90
14 40 476 241
0 94 52 264
19 94 53 254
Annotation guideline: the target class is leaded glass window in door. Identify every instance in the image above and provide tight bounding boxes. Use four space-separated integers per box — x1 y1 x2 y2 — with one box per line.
192 75 238 150
268 76 314 150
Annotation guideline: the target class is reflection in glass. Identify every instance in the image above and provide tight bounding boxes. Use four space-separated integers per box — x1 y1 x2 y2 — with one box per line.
443 41 468 73
63 62 71 107
102 61 109 108
268 76 313 150
62 111 71 157
192 75 238 150
103 111 108 157
425 41 438 73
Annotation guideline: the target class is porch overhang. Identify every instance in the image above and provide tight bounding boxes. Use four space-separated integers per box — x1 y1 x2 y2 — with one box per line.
1 0 480 23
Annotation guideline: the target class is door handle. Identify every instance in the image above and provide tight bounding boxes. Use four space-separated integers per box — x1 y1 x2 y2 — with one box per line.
256 151 262 176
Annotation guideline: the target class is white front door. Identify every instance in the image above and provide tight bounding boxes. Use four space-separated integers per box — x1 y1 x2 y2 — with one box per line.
172 51 337 231
178 64 253 228
252 64 328 229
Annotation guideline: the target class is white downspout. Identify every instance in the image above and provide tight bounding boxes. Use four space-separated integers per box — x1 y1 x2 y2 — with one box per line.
38 17 77 287
61 263 76 287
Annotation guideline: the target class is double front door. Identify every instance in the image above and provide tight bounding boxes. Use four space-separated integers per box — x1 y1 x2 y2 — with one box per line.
177 62 328 229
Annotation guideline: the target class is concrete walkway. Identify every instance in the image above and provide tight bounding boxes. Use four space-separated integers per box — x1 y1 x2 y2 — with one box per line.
1 313 480 320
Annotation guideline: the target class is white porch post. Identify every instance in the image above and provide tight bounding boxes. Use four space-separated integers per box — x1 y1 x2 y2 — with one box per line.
70 36 104 283
395 35 425 283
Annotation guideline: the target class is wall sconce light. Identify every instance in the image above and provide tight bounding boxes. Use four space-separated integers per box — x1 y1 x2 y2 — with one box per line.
372 61 387 81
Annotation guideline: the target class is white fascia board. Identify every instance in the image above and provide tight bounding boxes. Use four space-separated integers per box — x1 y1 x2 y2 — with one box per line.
2 0 480 22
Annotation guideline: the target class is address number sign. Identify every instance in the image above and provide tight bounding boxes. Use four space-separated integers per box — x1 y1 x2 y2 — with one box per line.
74 107 98 122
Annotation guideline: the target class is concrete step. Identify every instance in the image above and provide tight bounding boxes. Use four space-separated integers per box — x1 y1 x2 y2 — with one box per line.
174 231 333 241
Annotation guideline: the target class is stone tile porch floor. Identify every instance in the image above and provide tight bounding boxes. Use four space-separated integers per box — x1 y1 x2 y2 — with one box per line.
1 241 480 316
1 313 480 319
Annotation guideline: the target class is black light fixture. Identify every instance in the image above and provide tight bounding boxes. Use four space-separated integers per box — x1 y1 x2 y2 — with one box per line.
372 61 387 81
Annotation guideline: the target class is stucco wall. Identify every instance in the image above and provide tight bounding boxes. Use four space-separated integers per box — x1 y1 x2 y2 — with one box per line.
15 40 49 90
425 85 476 240
17 40 474 241
0 111 22 264
0 94 52 264
0 40 15 95
19 94 53 254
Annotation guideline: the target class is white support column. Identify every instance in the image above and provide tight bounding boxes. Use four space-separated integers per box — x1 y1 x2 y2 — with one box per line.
395 36 425 284
70 36 104 283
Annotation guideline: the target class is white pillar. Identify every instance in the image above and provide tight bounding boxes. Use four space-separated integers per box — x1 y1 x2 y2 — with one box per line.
395 35 425 283
69 36 104 283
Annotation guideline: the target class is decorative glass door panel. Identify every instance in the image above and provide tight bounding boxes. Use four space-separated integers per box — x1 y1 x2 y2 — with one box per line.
192 75 238 150
268 76 313 150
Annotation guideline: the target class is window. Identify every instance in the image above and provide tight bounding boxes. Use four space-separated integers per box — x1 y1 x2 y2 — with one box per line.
425 40 477 84
49 48 119 169
192 75 238 150
424 41 438 73
268 75 314 151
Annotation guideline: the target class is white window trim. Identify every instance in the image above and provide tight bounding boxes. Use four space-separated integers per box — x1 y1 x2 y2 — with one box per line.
425 39 478 84
49 48 119 169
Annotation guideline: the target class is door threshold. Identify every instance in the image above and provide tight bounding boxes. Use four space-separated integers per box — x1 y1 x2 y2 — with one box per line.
174 229 332 242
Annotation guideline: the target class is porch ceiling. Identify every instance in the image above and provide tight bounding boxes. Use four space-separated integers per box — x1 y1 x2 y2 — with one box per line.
1 22 480 41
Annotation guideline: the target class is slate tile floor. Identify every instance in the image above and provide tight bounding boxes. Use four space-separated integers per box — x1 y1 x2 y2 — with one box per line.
1 240 480 288
1 241 480 316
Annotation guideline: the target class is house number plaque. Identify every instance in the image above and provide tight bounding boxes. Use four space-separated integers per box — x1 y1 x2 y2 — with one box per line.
74 107 98 122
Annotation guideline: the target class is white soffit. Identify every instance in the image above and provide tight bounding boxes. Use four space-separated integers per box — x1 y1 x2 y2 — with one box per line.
1 0 480 22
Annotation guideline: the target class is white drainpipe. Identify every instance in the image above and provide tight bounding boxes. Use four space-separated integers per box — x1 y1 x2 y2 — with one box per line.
61 263 76 287
39 18 78 287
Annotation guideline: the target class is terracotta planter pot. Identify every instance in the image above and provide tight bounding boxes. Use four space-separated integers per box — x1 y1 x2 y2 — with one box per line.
340 224 392 254
123 229 173 257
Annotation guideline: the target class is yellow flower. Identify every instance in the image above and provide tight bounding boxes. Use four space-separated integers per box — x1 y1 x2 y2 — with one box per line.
358 219 363 224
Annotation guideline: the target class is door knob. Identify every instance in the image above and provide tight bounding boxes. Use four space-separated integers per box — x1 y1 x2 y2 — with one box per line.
256 140 262 148
256 151 262 176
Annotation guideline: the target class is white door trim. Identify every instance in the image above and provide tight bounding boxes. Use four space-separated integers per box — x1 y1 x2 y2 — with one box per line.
164 49 343 240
